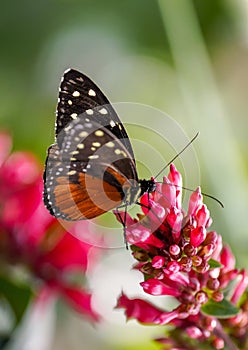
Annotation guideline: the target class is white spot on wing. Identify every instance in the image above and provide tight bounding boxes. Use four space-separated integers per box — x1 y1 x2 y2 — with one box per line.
86 109 94 115
71 113 78 119
88 89 96 97
114 149 127 157
99 108 108 115
106 141 115 148
79 131 88 138
76 76 84 82
67 170 77 175
64 125 72 131
72 91 80 97
88 155 99 159
95 130 104 137
110 120 115 128
92 142 101 147
85 122 92 128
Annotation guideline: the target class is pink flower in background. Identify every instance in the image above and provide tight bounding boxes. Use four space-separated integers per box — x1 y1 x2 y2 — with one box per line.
0 132 99 322
116 164 248 349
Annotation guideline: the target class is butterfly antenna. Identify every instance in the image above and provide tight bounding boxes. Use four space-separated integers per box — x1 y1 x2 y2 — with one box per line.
155 182 224 209
154 132 199 180
182 185 224 208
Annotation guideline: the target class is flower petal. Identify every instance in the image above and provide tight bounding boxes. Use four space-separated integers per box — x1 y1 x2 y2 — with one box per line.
188 187 203 216
116 293 164 324
61 286 100 322
190 226 206 247
141 278 181 297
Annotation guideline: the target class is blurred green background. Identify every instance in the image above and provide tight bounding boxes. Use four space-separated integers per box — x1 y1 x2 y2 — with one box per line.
1 1 248 349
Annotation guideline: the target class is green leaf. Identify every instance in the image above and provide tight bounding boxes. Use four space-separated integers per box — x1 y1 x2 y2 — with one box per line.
208 259 223 269
201 298 239 318
0 275 33 324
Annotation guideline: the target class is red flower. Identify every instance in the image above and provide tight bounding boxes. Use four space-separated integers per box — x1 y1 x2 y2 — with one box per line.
117 292 165 324
0 132 99 322
115 164 248 349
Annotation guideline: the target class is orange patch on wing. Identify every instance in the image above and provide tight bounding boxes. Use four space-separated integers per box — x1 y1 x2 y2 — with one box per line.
105 166 128 187
53 173 124 220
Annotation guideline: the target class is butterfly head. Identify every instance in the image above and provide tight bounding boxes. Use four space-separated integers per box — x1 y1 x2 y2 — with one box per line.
139 178 157 197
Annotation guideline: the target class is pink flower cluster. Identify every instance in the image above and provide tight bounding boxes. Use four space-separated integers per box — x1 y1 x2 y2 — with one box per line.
116 164 248 349
0 132 99 322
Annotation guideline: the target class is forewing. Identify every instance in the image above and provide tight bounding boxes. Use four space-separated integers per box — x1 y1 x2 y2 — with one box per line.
56 69 135 160
60 115 138 182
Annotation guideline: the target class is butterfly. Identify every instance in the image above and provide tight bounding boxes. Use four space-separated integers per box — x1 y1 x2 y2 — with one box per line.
43 69 156 222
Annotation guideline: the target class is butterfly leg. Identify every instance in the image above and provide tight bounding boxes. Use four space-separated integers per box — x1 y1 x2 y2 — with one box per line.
136 201 150 210
115 205 128 249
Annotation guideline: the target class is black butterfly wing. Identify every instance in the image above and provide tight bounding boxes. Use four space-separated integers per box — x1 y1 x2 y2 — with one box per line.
56 69 135 161
44 115 139 220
